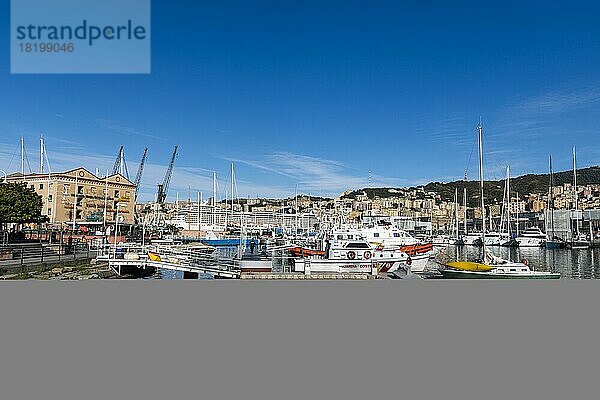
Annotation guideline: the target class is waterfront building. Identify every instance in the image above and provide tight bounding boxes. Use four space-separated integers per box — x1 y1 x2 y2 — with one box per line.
6 168 136 228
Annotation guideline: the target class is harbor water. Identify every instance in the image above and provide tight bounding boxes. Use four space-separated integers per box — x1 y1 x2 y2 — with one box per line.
436 245 600 279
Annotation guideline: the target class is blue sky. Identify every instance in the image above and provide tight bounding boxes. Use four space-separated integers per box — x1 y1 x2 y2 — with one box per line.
2 1 600 201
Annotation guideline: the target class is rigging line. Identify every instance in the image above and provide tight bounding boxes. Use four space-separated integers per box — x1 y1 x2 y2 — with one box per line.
44 149 52 173
24 145 33 173
464 128 477 180
5 142 21 172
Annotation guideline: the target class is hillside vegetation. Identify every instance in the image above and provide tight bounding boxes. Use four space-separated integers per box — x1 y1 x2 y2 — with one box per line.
342 166 600 207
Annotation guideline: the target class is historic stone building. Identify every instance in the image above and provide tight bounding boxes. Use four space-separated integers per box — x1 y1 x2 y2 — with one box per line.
6 168 136 227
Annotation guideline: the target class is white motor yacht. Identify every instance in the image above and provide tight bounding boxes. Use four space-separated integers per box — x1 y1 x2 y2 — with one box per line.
516 227 547 247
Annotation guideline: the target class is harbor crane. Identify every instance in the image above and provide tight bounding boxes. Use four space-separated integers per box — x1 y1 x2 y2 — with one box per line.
112 145 130 179
133 148 148 202
146 145 178 227
156 145 178 205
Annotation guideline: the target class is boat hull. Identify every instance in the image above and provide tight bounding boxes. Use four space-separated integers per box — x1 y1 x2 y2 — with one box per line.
445 261 493 272
516 237 545 247
545 241 563 249
439 269 560 279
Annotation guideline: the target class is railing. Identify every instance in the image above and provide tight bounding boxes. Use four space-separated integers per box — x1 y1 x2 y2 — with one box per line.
96 243 242 276
0 242 96 268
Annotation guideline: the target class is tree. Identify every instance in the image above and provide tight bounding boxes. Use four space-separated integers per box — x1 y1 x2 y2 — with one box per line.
0 182 46 223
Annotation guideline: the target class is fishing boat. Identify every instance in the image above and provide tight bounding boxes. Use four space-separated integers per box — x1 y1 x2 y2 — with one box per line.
440 122 560 279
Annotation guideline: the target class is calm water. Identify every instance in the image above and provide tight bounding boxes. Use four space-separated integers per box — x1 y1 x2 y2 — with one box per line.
436 245 600 279
148 244 600 280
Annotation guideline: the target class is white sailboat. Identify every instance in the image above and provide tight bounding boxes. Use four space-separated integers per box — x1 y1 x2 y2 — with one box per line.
441 121 560 279
546 155 564 249
570 146 589 248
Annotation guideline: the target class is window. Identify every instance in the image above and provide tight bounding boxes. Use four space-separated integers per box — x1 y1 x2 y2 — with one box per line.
64 184 70 194
47 208 51 215
30 185 34 190
373 233 380 238
510 269 516 272
393 233 400 238
78 186 84 195
39 183 44 190
48 195 52 201
346 242 370 249
91 187 96 195
114 190 120 198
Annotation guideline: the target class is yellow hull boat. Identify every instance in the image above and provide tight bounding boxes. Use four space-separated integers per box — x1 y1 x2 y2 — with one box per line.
445 261 494 272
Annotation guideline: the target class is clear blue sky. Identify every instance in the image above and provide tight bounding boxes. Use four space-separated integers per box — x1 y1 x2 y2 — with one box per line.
2 1 600 201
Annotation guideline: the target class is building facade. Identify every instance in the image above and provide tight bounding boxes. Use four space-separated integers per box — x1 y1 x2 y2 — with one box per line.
6 168 136 227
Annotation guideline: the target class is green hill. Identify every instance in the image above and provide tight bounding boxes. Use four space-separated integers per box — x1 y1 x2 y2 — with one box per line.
342 166 600 207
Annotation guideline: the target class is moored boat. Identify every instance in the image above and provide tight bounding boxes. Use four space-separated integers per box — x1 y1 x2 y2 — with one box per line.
516 227 547 247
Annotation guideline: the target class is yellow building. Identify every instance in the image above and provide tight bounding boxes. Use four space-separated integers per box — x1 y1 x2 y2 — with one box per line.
6 168 136 227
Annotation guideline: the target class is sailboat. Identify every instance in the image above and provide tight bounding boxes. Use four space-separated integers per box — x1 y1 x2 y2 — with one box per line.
569 146 590 249
546 155 564 249
440 122 560 279
486 165 512 246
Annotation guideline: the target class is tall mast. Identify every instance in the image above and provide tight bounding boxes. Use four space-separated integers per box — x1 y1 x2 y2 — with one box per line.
73 171 78 230
478 122 486 256
507 165 511 237
213 172 217 206
40 136 44 174
187 186 191 231
198 191 202 230
573 146 579 236
103 169 109 230
454 187 459 240
21 136 25 177
516 192 520 236
212 172 217 226
231 162 234 221
549 156 555 239
463 187 467 235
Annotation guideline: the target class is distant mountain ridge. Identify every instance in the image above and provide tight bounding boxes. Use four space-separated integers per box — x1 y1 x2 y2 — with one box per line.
341 166 600 207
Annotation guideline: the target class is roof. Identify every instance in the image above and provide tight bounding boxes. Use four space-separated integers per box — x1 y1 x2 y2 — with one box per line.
6 167 135 186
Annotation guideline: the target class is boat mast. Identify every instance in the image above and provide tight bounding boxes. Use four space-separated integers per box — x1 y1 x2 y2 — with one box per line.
463 187 467 235
573 146 579 237
507 165 511 237
212 172 217 226
454 187 459 240
516 192 520 236
198 191 202 230
549 155 555 240
478 122 486 256
21 136 25 179
40 136 44 174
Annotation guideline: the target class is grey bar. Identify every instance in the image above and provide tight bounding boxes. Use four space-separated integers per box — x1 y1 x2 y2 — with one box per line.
0 281 598 400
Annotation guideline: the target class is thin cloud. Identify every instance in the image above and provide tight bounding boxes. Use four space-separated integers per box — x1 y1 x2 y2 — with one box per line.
229 152 406 196
515 86 600 115
95 118 167 141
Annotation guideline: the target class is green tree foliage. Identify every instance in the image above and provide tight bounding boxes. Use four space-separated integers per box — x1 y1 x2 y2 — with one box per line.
341 166 600 207
0 182 46 223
